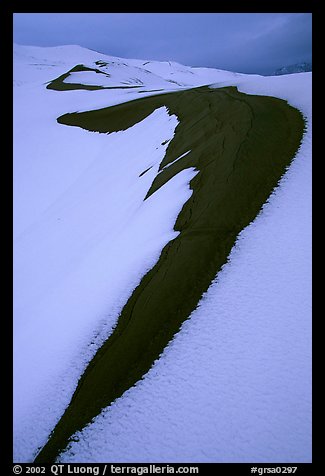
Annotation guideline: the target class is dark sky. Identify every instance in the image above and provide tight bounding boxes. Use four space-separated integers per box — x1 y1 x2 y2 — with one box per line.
13 13 312 75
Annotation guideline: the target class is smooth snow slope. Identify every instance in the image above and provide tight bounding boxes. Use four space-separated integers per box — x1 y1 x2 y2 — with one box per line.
13 44 311 463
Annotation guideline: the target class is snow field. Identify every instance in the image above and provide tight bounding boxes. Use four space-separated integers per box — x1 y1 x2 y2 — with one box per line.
13 44 311 463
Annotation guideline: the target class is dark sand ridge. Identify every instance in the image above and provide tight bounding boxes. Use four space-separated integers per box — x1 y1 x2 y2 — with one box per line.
34 85 304 463
46 64 142 91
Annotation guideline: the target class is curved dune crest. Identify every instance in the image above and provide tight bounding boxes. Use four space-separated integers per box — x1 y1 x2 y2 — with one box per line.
34 85 304 463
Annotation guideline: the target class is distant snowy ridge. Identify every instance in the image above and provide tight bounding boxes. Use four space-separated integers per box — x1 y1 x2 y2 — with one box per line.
13 43 245 91
274 61 312 75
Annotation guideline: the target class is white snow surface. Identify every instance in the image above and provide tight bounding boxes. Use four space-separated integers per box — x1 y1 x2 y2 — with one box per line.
13 44 311 463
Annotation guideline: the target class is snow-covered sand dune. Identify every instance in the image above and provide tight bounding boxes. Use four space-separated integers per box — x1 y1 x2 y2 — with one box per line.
13 44 311 463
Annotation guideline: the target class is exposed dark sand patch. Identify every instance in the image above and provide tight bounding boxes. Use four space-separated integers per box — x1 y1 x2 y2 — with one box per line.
46 64 141 91
138 89 164 93
139 166 153 177
35 85 304 463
